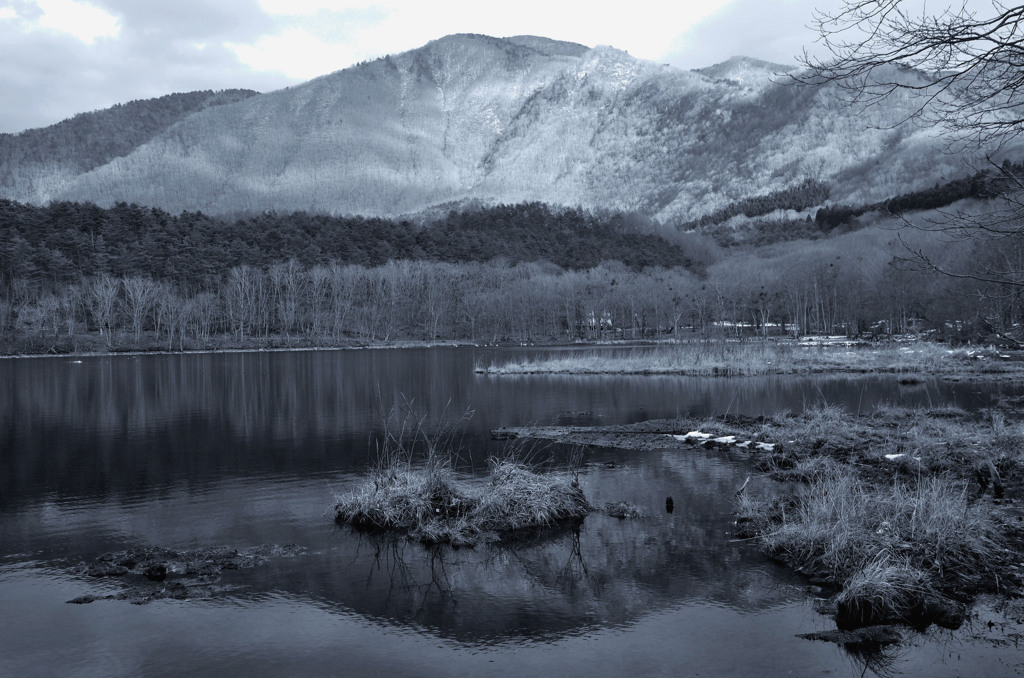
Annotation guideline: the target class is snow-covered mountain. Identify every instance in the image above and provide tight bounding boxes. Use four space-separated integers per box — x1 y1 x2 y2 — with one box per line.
0 34 998 222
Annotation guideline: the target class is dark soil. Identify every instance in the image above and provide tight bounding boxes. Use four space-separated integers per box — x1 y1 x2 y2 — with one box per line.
68 544 306 604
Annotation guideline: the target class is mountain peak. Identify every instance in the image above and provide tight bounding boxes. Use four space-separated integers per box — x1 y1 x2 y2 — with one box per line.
695 55 794 91
504 35 589 57
416 33 590 61
699 55 793 74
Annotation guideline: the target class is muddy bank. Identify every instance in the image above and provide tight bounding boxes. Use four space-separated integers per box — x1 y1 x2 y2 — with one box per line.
67 544 306 604
492 416 773 452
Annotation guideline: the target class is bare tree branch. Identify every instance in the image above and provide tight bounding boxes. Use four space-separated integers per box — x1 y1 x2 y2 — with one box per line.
798 1 1024 151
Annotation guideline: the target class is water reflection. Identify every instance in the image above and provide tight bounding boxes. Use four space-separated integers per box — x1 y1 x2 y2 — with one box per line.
1 348 1014 509
288 449 801 643
3 348 1024 676
4 446 802 644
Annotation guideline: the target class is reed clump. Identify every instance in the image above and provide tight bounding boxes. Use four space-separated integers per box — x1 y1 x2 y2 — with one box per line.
738 467 1001 628
834 559 937 629
334 418 591 546
335 460 589 546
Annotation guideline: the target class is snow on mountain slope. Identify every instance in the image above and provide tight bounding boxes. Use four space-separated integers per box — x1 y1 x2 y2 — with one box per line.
1 34 1003 222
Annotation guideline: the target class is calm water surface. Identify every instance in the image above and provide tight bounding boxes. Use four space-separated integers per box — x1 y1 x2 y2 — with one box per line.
2 347 1023 677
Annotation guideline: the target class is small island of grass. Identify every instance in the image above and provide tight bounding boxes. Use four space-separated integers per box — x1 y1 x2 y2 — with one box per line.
334 419 591 546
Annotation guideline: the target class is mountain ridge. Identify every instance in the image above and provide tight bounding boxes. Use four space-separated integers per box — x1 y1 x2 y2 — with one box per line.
0 34 1012 223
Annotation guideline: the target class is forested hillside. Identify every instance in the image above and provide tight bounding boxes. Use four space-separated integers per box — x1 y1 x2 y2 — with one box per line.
695 160 1024 246
0 90 257 204
0 218 990 354
0 200 701 285
1 34 1013 221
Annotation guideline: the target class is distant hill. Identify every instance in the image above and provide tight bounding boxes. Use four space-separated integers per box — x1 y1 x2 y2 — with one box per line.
0 34 1013 222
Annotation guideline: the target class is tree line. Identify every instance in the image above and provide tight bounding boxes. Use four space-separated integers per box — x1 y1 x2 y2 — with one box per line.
2 221 1002 354
680 178 832 231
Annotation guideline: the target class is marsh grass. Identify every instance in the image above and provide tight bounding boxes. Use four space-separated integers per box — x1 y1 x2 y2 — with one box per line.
478 341 992 377
752 402 1013 477
835 559 935 629
740 467 1001 626
334 414 591 546
730 401 1024 628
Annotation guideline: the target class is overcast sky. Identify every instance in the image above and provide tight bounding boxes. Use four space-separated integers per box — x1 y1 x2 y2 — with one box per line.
0 0 831 134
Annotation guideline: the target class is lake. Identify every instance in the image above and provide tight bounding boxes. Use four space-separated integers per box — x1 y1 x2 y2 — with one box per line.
2 347 1023 677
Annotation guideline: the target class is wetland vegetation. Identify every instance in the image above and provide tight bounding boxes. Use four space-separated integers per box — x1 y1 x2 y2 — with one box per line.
735 404 1018 630
478 340 1024 380
505 401 1024 635
333 417 591 546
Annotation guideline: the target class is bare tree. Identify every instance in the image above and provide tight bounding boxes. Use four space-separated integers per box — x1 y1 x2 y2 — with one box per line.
122 276 159 344
306 265 330 339
802 1 1024 339
55 283 79 340
327 262 358 342
89 274 120 346
154 284 187 351
223 265 260 341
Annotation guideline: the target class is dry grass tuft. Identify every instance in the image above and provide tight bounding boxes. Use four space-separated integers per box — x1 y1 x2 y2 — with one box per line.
335 460 590 546
334 415 591 546
835 558 935 628
739 466 1001 626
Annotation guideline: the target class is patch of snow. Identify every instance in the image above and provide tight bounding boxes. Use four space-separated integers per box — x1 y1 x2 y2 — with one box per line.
674 431 712 441
884 453 920 462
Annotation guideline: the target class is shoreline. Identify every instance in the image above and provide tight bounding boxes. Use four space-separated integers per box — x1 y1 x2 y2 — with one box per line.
0 336 684 361
0 340 481 361
9 336 1024 383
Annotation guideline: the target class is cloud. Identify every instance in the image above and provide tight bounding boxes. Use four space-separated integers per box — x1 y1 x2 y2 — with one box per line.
3 0 122 44
34 0 120 43
665 0 822 69
0 0 291 133
256 0 384 14
230 0 739 79
99 0 274 41
229 29 362 80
